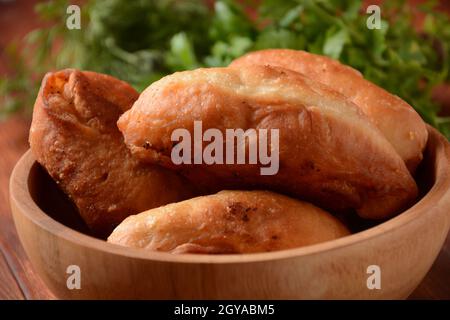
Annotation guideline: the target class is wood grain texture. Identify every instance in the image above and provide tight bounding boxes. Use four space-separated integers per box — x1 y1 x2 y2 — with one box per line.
0 248 23 300
0 117 449 299
0 116 55 299
7 126 450 299
409 233 450 299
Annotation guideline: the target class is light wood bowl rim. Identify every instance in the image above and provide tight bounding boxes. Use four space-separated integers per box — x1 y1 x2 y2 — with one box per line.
10 126 450 264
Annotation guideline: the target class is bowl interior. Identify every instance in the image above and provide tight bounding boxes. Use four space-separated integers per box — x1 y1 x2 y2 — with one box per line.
28 163 93 236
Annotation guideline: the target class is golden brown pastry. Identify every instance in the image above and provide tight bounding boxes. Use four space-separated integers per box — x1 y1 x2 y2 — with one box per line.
117 65 418 219
107 190 350 253
230 49 428 173
29 69 195 236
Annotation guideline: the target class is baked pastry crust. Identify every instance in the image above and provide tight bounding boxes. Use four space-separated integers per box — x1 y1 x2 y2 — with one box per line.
29 69 195 236
230 49 428 173
118 65 418 219
107 190 350 253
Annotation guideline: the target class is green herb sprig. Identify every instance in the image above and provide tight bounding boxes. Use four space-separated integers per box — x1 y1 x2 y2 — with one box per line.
1 0 449 138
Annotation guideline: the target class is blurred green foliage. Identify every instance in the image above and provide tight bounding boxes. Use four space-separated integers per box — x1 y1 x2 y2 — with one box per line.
1 0 449 137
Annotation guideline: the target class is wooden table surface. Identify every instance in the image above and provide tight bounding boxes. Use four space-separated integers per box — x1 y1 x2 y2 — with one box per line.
0 0 449 300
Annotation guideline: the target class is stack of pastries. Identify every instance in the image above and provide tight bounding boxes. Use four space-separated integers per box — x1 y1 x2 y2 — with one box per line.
29 49 427 254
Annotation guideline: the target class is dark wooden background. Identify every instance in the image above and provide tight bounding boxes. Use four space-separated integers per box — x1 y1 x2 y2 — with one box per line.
0 0 449 299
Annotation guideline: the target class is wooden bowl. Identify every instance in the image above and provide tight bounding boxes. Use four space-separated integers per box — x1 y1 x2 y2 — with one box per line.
9 126 450 299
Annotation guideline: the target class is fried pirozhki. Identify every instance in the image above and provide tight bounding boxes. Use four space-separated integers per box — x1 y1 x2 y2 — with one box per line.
230 49 428 173
117 65 418 219
108 190 350 254
29 69 195 236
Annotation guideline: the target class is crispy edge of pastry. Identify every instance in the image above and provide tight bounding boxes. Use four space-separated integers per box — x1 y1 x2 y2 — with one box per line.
230 49 428 173
107 190 350 254
117 65 418 219
29 69 195 236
